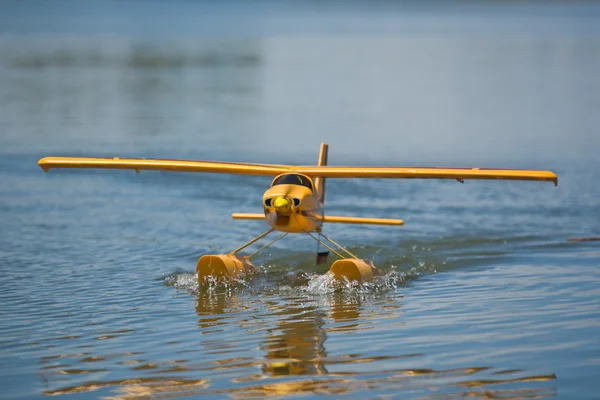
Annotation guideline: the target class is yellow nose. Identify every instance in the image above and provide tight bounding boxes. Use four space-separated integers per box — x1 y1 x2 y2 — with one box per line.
273 196 291 213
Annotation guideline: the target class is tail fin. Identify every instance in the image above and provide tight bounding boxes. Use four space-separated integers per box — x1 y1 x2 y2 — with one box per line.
315 143 329 265
314 143 328 205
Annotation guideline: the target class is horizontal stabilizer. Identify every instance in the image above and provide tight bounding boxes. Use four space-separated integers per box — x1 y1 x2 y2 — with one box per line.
232 213 265 220
321 215 404 226
232 213 403 226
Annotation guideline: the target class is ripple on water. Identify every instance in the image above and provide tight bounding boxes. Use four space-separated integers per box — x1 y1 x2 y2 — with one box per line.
163 251 441 296
27 250 577 399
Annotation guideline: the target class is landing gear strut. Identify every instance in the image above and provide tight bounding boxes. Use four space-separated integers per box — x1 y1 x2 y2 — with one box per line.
196 229 377 284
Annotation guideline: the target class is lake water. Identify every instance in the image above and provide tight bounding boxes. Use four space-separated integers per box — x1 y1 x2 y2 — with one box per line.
1 2 599 399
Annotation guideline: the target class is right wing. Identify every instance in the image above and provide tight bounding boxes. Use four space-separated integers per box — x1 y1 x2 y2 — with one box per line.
38 157 292 176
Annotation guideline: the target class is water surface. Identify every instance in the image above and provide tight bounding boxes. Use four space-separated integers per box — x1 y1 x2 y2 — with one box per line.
1 2 600 399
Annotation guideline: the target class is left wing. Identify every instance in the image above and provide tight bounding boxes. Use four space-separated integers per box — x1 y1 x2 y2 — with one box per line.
290 166 558 186
38 157 291 176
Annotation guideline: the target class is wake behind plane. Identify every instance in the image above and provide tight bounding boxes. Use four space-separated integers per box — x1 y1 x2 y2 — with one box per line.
38 143 558 284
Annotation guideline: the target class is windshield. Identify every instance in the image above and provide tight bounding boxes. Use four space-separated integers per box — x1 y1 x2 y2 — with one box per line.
272 174 314 191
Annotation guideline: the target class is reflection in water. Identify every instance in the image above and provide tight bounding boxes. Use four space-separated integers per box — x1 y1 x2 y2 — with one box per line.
196 287 330 377
36 287 558 398
196 288 244 332
215 378 356 398
39 340 211 398
261 302 328 377
195 288 557 398
44 376 210 398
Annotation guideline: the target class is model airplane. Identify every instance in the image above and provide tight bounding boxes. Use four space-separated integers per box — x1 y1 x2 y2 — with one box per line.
38 143 558 284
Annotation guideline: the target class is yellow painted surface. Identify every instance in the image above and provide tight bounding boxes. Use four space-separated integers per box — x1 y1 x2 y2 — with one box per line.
314 142 329 205
262 183 323 233
329 259 377 283
39 144 560 287
273 196 292 213
290 166 558 185
38 157 290 176
231 214 404 226
232 213 265 220
196 254 256 283
322 215 404 226
38 156 558 185
38 144 558 238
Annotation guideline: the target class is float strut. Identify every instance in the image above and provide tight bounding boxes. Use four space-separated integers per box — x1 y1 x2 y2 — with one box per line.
247 232 288 259
319 232 360 259
305 232 347 260
229 228 275 255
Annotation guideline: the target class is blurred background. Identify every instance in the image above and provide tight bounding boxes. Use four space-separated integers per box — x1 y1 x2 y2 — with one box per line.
1 0 599 164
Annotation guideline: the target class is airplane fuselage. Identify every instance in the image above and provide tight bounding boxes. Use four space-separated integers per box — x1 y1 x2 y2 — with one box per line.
262 173 323 233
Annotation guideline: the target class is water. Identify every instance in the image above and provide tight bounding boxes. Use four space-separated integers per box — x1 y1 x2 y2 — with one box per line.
1 2 600 399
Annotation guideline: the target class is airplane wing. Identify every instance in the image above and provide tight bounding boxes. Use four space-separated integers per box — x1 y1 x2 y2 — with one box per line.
290 166 558 186
38 157 558 185
38 157 292 176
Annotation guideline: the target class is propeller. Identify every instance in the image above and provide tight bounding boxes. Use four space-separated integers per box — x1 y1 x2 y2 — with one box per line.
273 196 292 226
274 196 292 214
269 185 300 226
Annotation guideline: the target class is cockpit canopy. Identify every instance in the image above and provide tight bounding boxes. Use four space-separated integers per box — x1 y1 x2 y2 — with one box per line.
271 173 314 192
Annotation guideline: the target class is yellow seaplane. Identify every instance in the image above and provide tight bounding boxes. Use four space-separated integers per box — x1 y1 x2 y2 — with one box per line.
38 143 558 284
